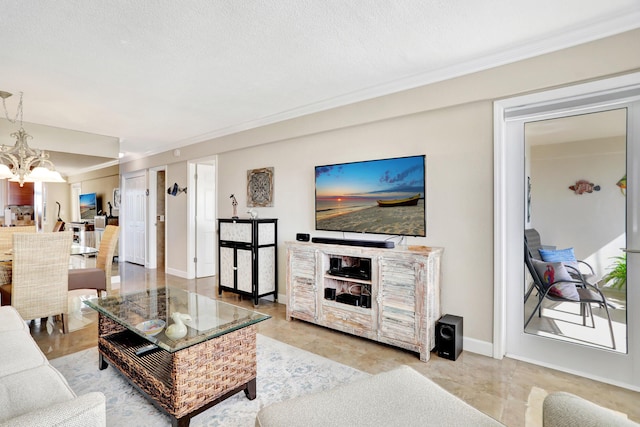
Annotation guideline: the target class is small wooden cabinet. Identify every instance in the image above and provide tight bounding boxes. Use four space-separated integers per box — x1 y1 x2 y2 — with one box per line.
286 241 443 361
217 218 278 305
7 182 34 206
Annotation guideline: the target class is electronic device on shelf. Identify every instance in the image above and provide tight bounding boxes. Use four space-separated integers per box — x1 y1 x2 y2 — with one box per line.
335 293 361 306
327 257 371 280
311 237 394 249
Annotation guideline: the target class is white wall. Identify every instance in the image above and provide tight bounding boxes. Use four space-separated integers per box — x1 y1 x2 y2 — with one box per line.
217 102 493 344
120 28 640 347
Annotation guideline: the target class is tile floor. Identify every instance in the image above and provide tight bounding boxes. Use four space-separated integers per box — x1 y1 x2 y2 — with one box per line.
28 261 640 426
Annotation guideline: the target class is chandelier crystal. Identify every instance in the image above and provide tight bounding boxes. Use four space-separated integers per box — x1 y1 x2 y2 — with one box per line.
0 91 65 187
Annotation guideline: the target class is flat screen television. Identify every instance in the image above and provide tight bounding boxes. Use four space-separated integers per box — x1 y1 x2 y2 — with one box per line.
315 155 426 237
79 192 98 220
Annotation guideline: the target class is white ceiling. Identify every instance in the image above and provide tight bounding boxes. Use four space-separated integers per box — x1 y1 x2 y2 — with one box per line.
1 1 639 173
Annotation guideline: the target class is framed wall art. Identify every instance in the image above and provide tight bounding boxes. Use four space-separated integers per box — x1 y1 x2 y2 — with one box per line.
113 188 121 209
247 167 274 207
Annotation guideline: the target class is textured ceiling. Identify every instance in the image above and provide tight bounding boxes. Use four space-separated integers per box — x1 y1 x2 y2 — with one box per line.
1 0 639 172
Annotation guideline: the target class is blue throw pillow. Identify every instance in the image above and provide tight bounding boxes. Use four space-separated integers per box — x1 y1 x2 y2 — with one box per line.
539 247 579 272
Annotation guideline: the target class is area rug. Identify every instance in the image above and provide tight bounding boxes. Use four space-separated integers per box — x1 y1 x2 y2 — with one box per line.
51 334 370 426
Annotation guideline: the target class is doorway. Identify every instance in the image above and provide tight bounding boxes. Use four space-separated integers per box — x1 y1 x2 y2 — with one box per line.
156 170 166 271
189 159 216 278
123 173 146 266
494 72 640 389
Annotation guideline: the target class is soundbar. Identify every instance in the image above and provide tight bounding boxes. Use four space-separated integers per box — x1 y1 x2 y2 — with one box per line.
311 237 395 249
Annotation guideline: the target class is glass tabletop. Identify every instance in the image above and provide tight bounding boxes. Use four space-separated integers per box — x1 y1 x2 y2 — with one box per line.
0 244 98 262
84 287 270 352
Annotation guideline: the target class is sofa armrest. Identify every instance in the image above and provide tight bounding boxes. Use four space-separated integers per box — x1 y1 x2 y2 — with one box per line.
543 392 639 427
0 392 106 427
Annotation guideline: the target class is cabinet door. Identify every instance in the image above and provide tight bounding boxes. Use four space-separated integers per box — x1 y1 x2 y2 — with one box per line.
236 247 253 292
219 246 236 289
220 221 252 243
378 256 420 346
257 246 276 293
257 222 276 245
287 247 317 321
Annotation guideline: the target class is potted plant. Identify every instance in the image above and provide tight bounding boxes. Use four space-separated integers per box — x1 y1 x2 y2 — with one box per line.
603 254 626 290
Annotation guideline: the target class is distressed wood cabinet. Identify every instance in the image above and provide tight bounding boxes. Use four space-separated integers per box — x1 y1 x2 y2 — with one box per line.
218 218 278 305
286 241 443 361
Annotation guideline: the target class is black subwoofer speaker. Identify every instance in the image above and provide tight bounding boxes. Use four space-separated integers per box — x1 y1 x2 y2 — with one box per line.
436 314 463 361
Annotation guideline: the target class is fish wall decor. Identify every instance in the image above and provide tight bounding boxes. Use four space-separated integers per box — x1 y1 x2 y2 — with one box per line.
569 179 600 195
616 175 626 195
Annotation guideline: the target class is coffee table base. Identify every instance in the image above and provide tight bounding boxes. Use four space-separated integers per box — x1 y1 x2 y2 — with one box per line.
97 315 258 426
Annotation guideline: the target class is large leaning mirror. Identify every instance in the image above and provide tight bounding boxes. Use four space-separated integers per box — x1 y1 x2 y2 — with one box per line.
523 108 627 353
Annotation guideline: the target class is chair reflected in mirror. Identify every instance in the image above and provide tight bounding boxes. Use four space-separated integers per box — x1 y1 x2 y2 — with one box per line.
524 231 616 349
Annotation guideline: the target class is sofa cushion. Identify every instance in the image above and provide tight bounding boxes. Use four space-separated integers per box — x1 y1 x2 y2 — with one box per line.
543 392 639 427
255 365 503 427
0 364 76 423
0 330 48 377
0 306 27 332
0 392 106 427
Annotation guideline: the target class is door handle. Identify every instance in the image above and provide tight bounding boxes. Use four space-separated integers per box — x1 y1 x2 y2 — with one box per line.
621 248 640 254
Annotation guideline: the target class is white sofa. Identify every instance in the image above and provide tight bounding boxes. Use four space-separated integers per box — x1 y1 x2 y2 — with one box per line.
0 306 106 427
256 365 639 427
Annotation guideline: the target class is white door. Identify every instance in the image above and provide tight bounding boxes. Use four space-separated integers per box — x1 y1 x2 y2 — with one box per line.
124 173 146 265
495 72 640 390
195 163 216 277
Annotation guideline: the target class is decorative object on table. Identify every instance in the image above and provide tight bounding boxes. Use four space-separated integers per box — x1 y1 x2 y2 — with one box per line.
165 312 192 340
113 188 121 208
247 208 258 219
247 167 274 207
0 91 66 187
135 319 166 337
568 179 600 195
230 194 239 218
167 182 187 196
616 174 627 195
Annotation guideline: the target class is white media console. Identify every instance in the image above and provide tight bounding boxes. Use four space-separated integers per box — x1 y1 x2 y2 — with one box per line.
286 241 443 361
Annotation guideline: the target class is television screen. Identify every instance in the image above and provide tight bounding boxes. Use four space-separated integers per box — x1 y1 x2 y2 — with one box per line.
315 155 426 237
79 193 98 220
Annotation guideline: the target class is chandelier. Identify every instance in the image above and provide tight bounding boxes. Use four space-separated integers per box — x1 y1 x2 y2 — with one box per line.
0 91 65 187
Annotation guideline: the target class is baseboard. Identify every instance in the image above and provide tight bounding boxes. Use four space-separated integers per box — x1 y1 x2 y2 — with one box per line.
463 337 493 357
165 267 189 279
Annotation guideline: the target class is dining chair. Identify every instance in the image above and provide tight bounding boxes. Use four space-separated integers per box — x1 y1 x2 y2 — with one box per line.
0 226 37 289
68 225 120 295
0 231 73 333
0 225 36 253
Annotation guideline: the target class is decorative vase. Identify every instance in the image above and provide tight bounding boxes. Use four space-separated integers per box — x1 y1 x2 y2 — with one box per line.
165 312 192 340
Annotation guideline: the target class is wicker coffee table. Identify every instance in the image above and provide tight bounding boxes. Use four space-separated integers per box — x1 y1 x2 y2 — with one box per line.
85 287 270 427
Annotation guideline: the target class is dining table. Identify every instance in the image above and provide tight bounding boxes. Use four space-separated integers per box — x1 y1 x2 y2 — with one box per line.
0 244 99 288
0 244 98 262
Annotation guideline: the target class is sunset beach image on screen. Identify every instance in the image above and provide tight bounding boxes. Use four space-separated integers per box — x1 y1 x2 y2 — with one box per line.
79 193 97 220
315 155 426 237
